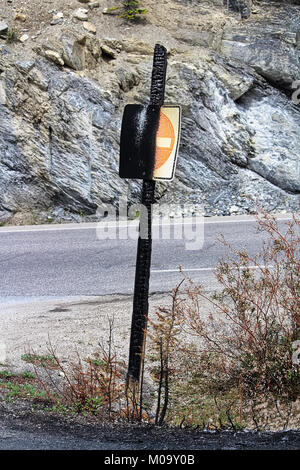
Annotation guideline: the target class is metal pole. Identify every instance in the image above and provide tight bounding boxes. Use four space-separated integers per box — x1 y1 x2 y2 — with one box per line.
127 44 167 388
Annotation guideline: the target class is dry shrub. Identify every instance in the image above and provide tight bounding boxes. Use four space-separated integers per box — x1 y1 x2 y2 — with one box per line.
147 280 186 425
31 318 126 417
147 213 300 429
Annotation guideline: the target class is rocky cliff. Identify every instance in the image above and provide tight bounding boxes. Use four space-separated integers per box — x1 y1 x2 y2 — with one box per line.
0 0 299 223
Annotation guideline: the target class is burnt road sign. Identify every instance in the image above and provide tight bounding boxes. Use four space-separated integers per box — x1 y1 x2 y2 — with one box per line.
120 44 180 399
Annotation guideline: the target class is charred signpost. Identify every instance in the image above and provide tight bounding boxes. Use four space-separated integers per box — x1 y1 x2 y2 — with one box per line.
119 44 181 405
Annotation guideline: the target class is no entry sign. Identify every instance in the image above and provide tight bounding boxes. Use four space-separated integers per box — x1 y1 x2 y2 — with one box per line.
119 104 181 181
153 106 181 181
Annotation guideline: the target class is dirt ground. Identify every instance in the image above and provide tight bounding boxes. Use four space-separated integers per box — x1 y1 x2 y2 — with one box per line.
0 292 177 373
0 0 231 40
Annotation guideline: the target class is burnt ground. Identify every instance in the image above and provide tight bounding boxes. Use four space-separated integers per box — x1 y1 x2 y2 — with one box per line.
0 400 299 451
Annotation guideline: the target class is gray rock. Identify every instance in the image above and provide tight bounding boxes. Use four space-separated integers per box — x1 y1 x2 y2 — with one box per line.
0 21 8 38
51 12 64 26
60 31 87 70
89 1 100 9
220 7 300 88
224 0 252 18
73 8 89 21
237 88 300 193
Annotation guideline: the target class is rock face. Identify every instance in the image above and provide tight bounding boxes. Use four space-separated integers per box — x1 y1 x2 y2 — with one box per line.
220 6 300 89
0 2 299 223
224 0 252 19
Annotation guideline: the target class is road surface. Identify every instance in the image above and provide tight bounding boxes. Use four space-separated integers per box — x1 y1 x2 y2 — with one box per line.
0 214 293 301
0 213 294 302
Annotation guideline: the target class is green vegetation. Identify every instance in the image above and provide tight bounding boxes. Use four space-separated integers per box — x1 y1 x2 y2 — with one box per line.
104 1 148 21
0 381 46 400
21 353 57 368
6 28 19 44
0 370 17 379
0 369 45 402
22 371 35 380
122 1 148 20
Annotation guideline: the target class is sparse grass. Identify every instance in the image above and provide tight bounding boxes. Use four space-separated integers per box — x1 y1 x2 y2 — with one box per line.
0 370 17 379
0 381 46 401
0 368 46 403
21 353 58 369
6 28 19 44
103 1 147 21
22 371 35 380
25 320 129 417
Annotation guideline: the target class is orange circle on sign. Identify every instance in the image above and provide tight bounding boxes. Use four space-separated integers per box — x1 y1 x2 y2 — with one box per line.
154 111 175 170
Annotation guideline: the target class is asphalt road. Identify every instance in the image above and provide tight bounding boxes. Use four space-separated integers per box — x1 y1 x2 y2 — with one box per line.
0 214 293 301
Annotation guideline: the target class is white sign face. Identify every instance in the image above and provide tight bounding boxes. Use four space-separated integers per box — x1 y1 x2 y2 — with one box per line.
153 105 181 181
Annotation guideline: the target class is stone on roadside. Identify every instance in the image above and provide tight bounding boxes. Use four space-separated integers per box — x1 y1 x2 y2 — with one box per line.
89 1 100 9
51 12 64 25
73 8 89 21
101 38 122 53
102 7 119 15
229 205 239 214
83 22 96 34
19 34 29 43
0 21 8 38
14 13 26 22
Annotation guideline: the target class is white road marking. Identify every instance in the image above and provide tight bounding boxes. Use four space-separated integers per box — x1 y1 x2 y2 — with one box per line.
151 265 272 273
0 216 293 234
